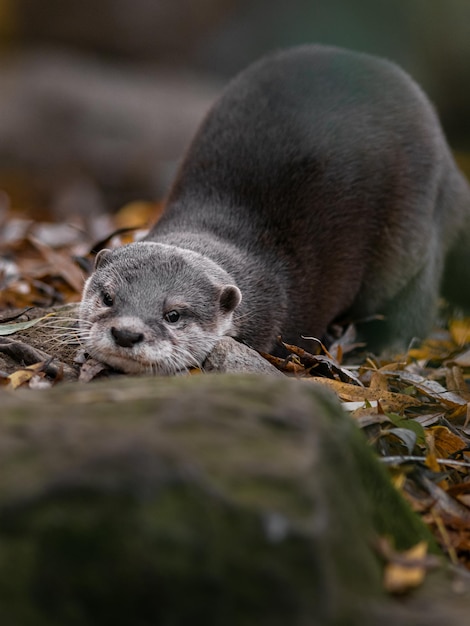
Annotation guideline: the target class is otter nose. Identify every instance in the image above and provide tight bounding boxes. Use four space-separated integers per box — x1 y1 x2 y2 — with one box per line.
111 327 144 348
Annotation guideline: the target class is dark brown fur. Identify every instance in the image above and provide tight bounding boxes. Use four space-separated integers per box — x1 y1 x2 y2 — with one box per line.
144 44 470 354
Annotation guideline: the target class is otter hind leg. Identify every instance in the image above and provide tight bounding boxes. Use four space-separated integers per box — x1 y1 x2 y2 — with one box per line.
441 218 470 311
357 256 442 354
438 164 470 310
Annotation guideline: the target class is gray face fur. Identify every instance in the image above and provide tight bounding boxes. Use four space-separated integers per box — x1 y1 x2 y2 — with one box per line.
79 242 241 375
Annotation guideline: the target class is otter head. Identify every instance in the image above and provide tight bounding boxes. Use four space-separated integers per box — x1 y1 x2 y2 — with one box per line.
79 242 242 375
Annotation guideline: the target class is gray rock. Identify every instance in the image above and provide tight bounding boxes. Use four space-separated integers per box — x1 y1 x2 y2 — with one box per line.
204 336 283 375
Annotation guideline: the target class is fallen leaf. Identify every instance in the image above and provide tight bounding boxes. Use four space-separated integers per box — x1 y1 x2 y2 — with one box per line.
28 235 85 293
307 377 421 411
445 365 470 401
381 370 467 409
382 540 430 593
407 336 456 362
260 352 305 374
429 426 468 458
8 362 46 389
78 357 114 383
282 340 363 385
450 318 470 346
383 427 418 454
422 476 470 525
450 347 470 367
425 430 443 474
456 494 470 508
114 200 160 230
0 314 51 335
369 371 389 393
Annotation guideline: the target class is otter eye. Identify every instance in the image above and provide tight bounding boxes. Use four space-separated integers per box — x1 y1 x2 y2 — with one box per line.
164 310 180 324
102 292 114 307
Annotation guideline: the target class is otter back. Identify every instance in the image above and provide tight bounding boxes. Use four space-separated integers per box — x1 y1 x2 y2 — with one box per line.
81 45 470 373
147 44 470 354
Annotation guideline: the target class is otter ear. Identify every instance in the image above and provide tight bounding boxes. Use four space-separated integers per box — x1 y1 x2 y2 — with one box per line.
94 248 112 270
219 285 242 313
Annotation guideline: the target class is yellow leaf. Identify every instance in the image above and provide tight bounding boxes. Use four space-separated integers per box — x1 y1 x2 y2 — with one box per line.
8 362 45 389
383 541 428 594
115 201 161 230
369 371 389 393
450 318 470 346
425 430 441 471
307 377 420 412
407 337 455 362
8 369 36 389
391 471 406 491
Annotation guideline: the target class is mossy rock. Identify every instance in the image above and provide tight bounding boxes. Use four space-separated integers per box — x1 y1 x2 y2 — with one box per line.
0 375 467 625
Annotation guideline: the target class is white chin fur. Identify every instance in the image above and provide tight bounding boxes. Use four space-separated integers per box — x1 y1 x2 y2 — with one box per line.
84 334 214 376
88 348 194 376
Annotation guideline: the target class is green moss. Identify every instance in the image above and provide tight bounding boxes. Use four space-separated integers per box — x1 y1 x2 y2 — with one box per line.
0 375 448 624
0 486 347 626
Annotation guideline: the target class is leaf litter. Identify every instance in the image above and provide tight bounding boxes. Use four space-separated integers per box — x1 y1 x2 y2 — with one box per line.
273 329 470 572
1 199 470 576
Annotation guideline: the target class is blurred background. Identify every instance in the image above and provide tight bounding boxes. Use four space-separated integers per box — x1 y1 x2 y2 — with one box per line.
0 0 469 219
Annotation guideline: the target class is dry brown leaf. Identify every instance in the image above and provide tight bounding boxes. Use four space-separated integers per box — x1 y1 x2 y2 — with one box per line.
445 365 470 400
456 494 470 508
382 541 430 594
427 512 460 565
259 352 306 374
352 411 391 428
369 371 389 393
307 377 420 412
381 370 467 409
78 357 113 383
449 318 470 347
28 236 85 293
429 425 468 458
407 336 456 362
413 413 442 428
327 323 364 358
425 430 444 475
280 341 364 385
422 476 470 525
447 481 470 500
465 404 470 429
8 362 46 389
378 361 403 373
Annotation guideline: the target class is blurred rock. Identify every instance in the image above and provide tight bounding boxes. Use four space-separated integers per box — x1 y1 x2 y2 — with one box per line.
15 0 238 65
0 51 219 213
0 375 467 625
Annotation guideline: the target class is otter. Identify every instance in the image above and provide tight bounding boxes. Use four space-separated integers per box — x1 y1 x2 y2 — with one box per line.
80 44 470 375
